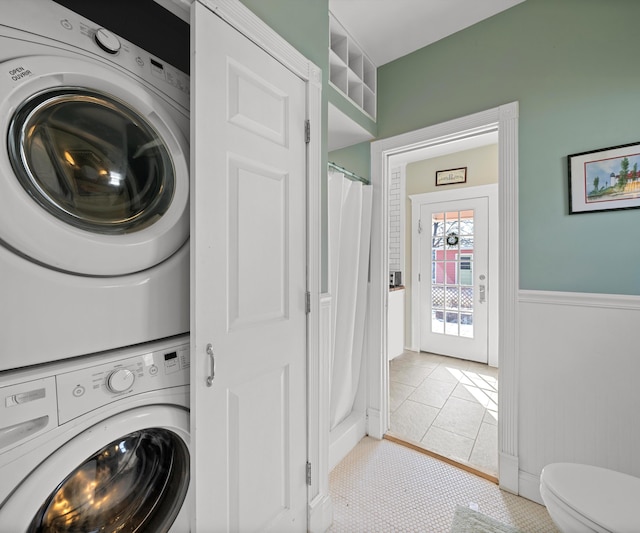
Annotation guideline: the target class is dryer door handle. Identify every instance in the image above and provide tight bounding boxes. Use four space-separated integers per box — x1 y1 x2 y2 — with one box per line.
206 343 215 387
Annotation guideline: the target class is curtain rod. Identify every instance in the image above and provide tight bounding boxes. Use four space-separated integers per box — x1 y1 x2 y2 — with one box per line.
328 161 370 185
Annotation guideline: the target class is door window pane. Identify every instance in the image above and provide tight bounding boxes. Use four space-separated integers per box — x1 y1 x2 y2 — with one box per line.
430 208 476 338
460 313 474 338
445 311 459 335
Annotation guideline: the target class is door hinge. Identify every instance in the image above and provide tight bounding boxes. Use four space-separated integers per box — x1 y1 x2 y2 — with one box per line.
418 219 423 234
418 273 421 282
305 120 310 144
306 461 312 486
305 291 311 314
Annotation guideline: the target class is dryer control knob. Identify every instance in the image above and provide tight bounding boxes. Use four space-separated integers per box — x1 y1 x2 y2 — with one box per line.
106 368 135 393
95 28 121 54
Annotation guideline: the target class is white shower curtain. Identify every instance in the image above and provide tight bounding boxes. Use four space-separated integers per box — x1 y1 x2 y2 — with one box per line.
328 168 373 431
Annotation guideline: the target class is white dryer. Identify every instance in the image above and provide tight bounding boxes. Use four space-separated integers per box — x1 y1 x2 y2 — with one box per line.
0 335 191 531
0 0 190 370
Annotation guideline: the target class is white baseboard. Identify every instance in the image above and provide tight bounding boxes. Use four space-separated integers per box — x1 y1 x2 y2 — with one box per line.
498 452 519 494
519 470 544 505
366 407 384 440
308 493 333 533
329 410 366 470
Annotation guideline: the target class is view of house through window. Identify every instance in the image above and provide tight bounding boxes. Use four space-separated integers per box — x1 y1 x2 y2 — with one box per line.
430 209 475 339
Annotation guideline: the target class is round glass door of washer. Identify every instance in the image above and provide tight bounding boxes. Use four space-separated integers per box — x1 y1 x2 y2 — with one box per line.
28 429 190 533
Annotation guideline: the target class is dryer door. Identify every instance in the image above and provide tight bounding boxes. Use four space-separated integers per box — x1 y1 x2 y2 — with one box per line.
0 406 191 533
0 56 189 276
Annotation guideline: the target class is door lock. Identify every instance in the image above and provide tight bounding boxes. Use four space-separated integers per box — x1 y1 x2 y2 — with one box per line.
479 285 486 303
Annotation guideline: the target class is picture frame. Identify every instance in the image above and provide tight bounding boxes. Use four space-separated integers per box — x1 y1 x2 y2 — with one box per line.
568 142 640 214
435 167 467 186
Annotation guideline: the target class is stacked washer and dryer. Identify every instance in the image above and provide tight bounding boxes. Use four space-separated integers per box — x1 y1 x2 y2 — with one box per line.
0 1 192 530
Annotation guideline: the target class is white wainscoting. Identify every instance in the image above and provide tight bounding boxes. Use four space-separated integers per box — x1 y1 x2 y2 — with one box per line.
517 290 640 504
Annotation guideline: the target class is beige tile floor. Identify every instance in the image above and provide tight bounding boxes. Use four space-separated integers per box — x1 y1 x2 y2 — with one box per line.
328 437 559 532
388 350 499 477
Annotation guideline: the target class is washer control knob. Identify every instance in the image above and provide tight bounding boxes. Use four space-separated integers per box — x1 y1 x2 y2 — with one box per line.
106 368 135 393
95 28 121 54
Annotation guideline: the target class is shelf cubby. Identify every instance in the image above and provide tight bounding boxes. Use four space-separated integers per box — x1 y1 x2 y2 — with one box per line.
329 13 376 120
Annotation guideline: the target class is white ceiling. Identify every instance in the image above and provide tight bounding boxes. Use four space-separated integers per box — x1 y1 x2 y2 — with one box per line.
328 0 526 67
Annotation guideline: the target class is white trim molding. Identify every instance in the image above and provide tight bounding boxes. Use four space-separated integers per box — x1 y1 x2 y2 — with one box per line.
519 289 640 310
309 295 333 533
199 0 321 87
369 102 520 492
497 102 519 494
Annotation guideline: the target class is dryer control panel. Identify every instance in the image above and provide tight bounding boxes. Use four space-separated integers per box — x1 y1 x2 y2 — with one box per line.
56 343 189 424
0 0 190 110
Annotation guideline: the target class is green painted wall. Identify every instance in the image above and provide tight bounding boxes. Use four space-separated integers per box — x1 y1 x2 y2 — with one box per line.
239 0 327 71
328 141 371 183
377 0 640 295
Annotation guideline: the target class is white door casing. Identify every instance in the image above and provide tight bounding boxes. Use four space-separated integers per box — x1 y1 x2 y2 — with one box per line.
417 196 489 363
191 1 321 531
369 103 520 493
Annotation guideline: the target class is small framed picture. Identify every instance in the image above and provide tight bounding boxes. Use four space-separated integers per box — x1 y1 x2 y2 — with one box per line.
568 142 640 214
435 167 467 186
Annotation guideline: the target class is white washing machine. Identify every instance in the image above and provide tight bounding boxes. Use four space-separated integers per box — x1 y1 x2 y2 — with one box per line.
0 335 191 531
0 0 190 371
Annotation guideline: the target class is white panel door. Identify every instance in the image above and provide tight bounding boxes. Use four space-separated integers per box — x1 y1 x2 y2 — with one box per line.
419 197 489 363
191 3 307 532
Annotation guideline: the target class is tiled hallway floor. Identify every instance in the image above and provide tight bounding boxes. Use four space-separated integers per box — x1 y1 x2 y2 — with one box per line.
388 350 498 477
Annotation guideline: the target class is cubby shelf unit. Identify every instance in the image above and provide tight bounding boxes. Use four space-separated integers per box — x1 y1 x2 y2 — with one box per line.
329 13 376 119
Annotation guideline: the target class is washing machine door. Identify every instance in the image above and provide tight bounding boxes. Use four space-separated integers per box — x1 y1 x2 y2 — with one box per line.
0 55 189 276
0 406 191 533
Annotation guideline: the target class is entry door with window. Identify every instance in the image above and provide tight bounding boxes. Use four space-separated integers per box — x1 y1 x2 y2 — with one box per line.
419 197 488 362
191 2 308 531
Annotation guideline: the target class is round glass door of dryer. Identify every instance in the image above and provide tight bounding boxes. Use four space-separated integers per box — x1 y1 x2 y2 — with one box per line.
0 55 189 276
9 88 175 235
28 429 190 533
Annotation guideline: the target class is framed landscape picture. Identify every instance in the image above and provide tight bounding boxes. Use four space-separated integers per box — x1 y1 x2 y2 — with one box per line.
568 142 640 214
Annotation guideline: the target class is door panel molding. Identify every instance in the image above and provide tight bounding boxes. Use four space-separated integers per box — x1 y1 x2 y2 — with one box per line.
227 157 290 329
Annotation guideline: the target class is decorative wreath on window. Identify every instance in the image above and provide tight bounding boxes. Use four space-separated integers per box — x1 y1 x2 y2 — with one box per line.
446 232 459 246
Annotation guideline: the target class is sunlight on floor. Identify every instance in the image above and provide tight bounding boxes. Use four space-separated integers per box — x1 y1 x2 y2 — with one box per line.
388 351 498 476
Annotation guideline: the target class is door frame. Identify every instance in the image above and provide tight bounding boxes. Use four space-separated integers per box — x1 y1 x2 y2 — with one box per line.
368 102 520 494
410 184 498 366
190 0 326 530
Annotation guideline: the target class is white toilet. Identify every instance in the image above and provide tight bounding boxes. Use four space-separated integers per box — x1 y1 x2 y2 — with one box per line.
540 463 640 533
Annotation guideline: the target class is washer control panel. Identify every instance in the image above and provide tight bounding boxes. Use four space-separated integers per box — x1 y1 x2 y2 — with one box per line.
56 343 189 424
